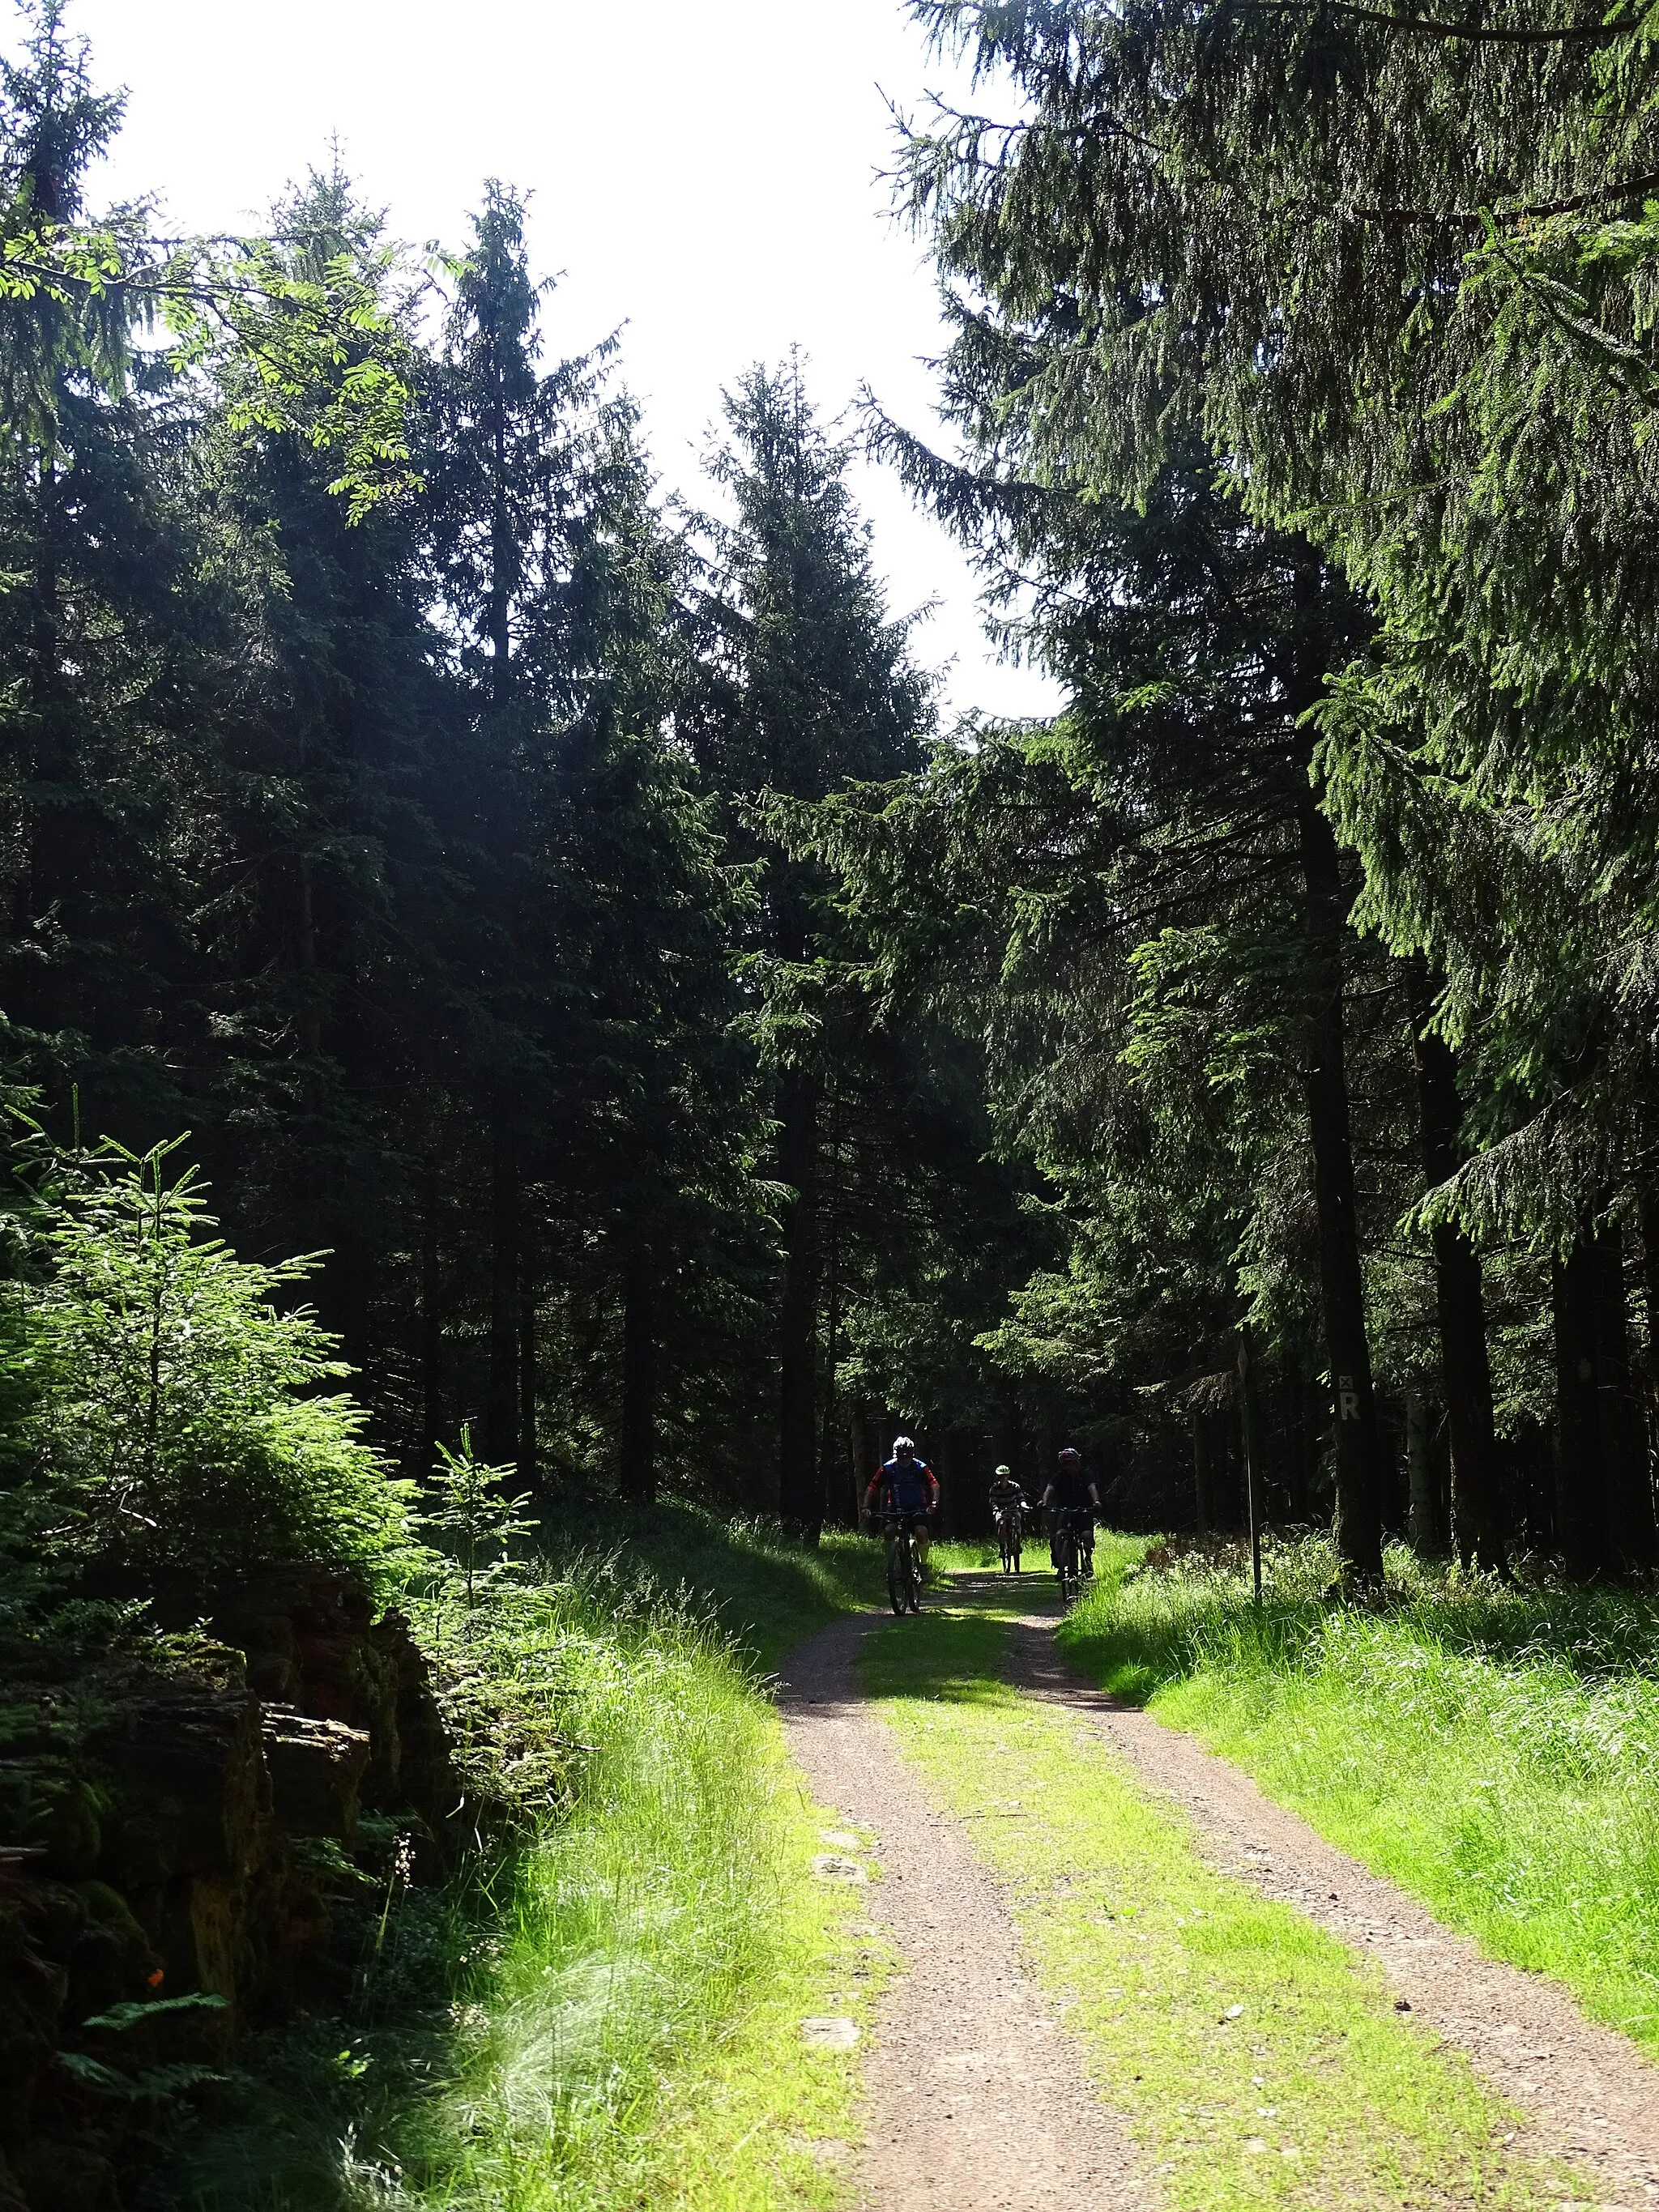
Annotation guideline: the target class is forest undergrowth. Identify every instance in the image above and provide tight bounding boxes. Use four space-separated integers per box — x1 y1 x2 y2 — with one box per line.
1062 1533 1659 2055
148 1519 886 2212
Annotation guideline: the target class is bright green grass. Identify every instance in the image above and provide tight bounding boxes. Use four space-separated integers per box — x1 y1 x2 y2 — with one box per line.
403 1584 878 2210
1061 1532 1659 2056
151 1523 886 2212
527 1502 888 1673
861 1599 1580 2212
930 1536 1032 1574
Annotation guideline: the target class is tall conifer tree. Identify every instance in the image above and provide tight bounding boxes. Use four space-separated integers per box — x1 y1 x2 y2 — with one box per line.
689 360 933 1532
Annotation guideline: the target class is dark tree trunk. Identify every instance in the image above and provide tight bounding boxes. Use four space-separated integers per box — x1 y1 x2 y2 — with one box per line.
1298 797 1384 1582
936 1432 958 1541
1405 1393 1442 1556
1553 1238 1604 1577
816 1084 844 1539
1192 1408 1215 1534
621 1248 656 1507
292 850 323 1058
419 1164 445 1469
1641 1193 1659 1507
487 1124 519 1464
851 1400 875 1527
518 1243 537 1492
1405 961 1503 1570
322 1229 371 1397
1283 1361 1312 1523
1434 1224 1503 1571
999 1398 1027 1501
1645 1194 1659 1468
12 466 71 1040
816 1357 844 1532
1593 1222 1655 1573
776 1065 820 1533
1644 1193 1659 1350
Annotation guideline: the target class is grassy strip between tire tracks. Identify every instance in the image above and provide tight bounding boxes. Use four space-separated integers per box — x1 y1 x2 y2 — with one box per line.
150 1515 891 2212
862 1599 1584 2212
1061 1532 1659 2061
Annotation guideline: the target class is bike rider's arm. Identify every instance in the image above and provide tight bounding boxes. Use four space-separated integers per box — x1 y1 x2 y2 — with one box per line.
923 1463 940 1514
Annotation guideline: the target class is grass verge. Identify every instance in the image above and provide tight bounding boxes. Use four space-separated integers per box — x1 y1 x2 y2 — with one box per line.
930 1537 1021 1575
523 1503 888 1672
1060 1532 1659 2057
861 1598 1576 2212
149 1515 886 2212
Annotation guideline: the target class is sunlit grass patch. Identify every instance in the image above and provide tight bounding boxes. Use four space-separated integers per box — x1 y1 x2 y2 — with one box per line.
862 1603 1577 2212
524 1503 889 1673
1062 1534 1659 2056
412 1607 878 2210
929 1537 1004 1572
151 1530 883 2212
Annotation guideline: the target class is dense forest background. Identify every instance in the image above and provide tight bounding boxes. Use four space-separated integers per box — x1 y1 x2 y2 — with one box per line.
8 0 1659 1579
0 2 1050 1536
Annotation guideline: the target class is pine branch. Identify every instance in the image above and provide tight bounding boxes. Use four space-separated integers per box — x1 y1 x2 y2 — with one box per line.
1241 0 1628 42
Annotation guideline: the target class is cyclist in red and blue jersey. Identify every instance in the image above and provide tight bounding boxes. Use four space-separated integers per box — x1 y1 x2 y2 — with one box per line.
864 1436 940 1575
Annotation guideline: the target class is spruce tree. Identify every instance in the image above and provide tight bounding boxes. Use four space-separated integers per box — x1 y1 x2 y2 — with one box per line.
900 0 1659 1247
790 445 1399 1575
424 185 763 1498
688 359 934 1532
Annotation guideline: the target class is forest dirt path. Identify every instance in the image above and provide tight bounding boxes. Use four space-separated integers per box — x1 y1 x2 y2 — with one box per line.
778 1611 1154 2212
988 1576 1659 2210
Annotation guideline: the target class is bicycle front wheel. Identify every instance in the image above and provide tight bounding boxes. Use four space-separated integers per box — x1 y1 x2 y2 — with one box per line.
886 1542 907 1616
1057 1531 1079 1606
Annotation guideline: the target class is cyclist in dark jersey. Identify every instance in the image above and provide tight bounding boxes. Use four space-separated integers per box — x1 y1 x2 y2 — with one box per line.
864 1436 940 1575
1043 1447 1101 1578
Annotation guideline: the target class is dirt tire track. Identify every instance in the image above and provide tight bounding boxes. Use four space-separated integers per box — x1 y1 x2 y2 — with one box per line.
778 1611 1154 2212
999 1592 1659 2209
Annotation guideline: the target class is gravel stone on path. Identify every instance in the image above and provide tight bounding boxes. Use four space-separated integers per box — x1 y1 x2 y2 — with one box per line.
778 1613 1155 2212
1001 1597 1659 2211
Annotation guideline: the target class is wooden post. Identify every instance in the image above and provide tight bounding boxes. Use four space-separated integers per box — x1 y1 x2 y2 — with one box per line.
1238 1328 1265 1606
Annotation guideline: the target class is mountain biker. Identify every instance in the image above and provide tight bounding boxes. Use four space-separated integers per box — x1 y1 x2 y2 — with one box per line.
988 1462 1026 1529
864 1436 940 1575
1043 1447 1101 1580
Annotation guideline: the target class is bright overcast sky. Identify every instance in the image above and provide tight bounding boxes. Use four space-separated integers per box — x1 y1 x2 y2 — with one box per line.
61 0 1061 728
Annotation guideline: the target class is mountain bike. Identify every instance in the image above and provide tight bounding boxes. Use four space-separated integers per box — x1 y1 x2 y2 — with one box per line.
881 1511 925 1616
994 1500 1024 1575
1052 1507 1089 1608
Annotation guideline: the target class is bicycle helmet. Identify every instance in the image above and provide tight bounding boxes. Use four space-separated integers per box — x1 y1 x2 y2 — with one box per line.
994 1463 1013 1479
1058 1445 1083 1465
892 1434 916 1455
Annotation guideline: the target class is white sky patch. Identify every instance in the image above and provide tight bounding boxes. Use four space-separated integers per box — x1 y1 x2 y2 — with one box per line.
63 0 1065 730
